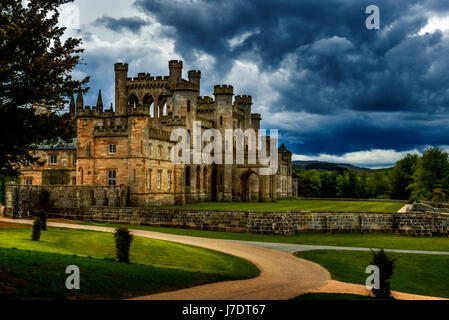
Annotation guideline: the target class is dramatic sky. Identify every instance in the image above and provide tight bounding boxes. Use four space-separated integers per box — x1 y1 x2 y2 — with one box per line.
65 0 449 168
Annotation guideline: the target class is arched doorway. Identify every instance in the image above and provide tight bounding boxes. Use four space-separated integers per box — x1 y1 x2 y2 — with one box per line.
240 170 260 202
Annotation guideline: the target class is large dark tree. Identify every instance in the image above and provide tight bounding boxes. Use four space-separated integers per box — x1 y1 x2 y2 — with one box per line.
389 154 419 200
411 147 449 201
0 0 88 177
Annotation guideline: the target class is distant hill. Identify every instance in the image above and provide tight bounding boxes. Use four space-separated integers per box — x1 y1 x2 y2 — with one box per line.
292 160 369 172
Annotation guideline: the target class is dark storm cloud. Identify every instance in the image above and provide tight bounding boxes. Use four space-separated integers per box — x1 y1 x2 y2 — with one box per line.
127 0 449 158
94 16 149 33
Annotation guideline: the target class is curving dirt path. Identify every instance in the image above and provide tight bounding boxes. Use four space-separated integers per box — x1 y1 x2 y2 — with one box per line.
1 217 446 300
0 218 330 300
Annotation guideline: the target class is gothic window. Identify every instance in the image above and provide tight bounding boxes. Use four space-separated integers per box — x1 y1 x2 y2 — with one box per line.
168 171 171 192
185 166 191 187
157 171 162 190
147 170 151 191
128 94 138 109
87 142 91 156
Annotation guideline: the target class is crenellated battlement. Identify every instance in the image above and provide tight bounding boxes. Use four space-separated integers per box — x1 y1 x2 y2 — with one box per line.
188 70 201 77
235 95 253 104
94 120 129 137
114 62 128 71
169 60 183 68
197 96 214 104
214 85 234 95
173 81 198 91
148 128 171 141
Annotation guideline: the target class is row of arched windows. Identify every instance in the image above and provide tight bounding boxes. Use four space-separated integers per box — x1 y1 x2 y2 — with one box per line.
128 94 168 117
185 166 208 189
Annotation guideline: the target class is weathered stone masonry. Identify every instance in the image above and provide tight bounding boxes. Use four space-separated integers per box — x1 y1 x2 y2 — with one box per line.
5 201 447 236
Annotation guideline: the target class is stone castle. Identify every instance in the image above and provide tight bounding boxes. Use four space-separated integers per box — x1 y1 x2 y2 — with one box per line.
20 60 294 206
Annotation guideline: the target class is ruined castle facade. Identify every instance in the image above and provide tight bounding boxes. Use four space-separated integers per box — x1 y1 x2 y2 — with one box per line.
21 60 293 206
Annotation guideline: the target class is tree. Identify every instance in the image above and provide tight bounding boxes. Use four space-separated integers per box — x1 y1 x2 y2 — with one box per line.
371 249 396 299
0 0 89 177
114 227 133 263
336 170 358 198
37 190 51 230
31 217 42 241
389 154 419 200
297 169 322 197
410 147 449 201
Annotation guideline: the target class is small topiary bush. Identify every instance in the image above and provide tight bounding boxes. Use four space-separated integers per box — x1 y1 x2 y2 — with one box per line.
371 249 397 299
37 190 50 230
31 218 42 241
114 227 133 263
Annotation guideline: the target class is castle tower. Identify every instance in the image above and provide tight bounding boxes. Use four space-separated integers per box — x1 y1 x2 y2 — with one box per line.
114 63 128 116
169 60 183 83
234 95 252 129
96 90 103 112
214 85 234 202
188 70 201 95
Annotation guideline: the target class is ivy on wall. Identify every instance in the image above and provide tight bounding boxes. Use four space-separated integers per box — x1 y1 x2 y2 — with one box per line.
42 169 70 185
0 176 20 204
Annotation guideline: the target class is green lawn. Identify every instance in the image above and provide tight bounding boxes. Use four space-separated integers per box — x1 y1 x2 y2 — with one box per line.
296 250 449 299
160 199 405 213
0 223 259 299
81 222 449 252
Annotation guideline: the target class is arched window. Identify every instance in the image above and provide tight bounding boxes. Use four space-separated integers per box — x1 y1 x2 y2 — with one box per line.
128 94 138 109
185 166 190 187
143 94 154 117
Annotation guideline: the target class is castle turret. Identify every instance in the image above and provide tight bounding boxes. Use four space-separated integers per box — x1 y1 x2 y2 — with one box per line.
188 70 201 95
96 90 103 112
169 60 183 83
114 63 128 116
235 95 252 129
69 94 75 114
76 87 84 111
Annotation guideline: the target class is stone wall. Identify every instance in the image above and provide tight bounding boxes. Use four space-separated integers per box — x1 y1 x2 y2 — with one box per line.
22 206 449 236
4 184 129 217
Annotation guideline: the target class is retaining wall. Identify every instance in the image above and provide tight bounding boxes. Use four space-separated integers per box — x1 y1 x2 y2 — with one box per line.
5 206 446 236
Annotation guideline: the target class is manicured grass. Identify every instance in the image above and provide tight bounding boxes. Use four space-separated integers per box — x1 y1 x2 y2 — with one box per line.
296 250 449 299
160 199 405 213
0 223 259 299
292 293 378 300
0 247 254 300
80 221 449 252
0 224 258 275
